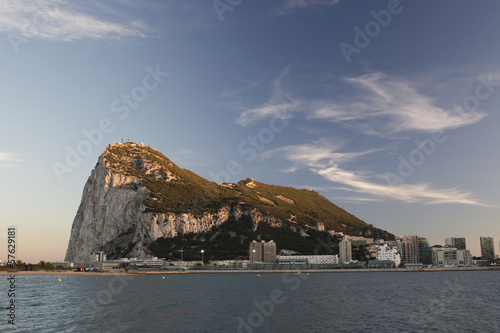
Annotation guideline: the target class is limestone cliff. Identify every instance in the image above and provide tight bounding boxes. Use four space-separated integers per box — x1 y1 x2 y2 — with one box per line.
64 143 281 262
65 142 393 263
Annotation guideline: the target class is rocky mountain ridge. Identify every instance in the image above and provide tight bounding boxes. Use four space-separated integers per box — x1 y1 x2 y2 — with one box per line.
65 142 393 262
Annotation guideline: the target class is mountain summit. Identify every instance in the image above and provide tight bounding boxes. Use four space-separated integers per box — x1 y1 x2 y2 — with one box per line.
65 142 393 262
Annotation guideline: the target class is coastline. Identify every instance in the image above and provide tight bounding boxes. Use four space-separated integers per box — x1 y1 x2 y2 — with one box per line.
0 266 498 276
0 271 127 276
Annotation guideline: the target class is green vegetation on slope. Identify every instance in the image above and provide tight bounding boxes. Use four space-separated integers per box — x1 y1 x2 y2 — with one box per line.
103 143 394 239
148 213 373 261
148 214 343 261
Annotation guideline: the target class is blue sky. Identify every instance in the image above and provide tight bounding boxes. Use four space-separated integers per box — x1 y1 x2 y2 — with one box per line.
1 0 499 262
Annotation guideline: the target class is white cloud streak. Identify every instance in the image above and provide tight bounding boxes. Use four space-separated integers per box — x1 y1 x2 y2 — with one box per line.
236 71 488 135
311 72 488 134
276 0 341 15
0 152 20 167
262 141 379 171
265 143 485 206
0 0 148 42
236 67 297 126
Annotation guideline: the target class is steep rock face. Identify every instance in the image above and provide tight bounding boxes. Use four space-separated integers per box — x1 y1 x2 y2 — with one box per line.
64 155 147 262
64 150 279 262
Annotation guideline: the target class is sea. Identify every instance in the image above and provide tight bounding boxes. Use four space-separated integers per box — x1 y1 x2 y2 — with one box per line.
1 271 498 332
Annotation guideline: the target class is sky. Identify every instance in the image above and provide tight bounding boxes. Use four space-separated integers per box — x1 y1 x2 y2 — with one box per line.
1 0 499 263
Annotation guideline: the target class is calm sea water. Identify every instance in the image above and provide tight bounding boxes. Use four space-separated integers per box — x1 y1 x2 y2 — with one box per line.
1 271 498 332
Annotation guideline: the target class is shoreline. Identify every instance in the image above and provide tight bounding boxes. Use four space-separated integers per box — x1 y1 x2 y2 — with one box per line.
0 266 498 276
0 271 127 276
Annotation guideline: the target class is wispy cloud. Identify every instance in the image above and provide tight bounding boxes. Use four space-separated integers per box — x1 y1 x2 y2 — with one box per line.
0 1 148 42
236 71 488 136
0 152 20 167
261 140 379 172
316 165 484 206
275 0 341 15
311 72 487 134
265 143 486 206
236 67 297 126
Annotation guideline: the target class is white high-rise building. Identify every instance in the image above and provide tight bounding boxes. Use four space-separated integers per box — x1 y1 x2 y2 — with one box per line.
375 244 401 267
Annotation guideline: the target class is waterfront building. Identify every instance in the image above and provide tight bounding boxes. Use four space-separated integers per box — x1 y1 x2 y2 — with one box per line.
375 244 401 267
432 246 473 267
53 261 74 268
350 236 375 247
339 237 352 263
480 237 495 263
277 254 339 265
208 260 249 268
92 257 164 270
456 249 473 266
418 237 433 266
89 251 106 263
367 260 395 268
400 236 420 264
405 263 424 271
387 240 402 254
249 240 276 263
445 237 467 250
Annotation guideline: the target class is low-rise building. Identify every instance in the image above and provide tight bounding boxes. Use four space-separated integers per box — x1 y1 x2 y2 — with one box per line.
367 260 395 268
208 260 249 268
89 251 106 264
53 261 74 268
432 246 472 267
277 254 339 265
350 236 375 246
406 263 424 271
375 244 401 267
91 257 164 270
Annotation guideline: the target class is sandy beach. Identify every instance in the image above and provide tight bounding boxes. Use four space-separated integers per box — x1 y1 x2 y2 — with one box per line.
0 270 128 276
1 266 498 276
